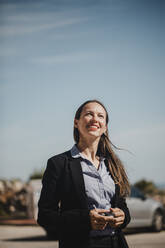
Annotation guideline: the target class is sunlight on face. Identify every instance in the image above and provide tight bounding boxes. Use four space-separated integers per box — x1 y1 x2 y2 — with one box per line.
75 102 107 141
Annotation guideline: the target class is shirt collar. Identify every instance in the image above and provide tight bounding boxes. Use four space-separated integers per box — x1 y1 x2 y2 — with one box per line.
70 144 105 161
70 144 85 159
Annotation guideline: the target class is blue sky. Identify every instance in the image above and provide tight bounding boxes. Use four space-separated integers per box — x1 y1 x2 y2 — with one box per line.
0 0 165 184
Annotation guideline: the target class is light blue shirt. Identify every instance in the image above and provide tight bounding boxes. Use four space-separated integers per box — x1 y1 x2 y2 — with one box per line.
71 144 116 236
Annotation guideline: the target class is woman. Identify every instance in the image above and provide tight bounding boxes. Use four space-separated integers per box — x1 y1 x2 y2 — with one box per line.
37 100 131 248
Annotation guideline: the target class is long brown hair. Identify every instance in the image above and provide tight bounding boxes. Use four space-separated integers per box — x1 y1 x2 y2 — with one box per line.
73 99 130 197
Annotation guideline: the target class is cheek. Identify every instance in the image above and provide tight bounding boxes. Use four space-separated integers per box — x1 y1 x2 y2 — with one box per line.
100 122 107 132
100 120 106 127
77 119 88 130
83 116 91 124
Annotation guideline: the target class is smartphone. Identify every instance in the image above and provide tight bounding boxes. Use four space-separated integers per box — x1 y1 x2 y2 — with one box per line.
99 211 114 217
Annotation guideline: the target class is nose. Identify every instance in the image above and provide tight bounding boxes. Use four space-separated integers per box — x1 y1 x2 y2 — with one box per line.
92 114 98 122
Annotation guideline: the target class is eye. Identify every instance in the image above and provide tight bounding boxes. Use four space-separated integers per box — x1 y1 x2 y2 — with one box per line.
98 114 104 119
86 112 93 116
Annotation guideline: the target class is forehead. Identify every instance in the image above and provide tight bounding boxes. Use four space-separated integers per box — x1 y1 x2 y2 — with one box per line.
82 102 106 114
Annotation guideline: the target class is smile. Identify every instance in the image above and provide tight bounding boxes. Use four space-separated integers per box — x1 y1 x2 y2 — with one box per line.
88 125 99 130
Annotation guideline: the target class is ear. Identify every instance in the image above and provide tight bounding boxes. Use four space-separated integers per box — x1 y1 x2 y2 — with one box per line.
74 119 78 128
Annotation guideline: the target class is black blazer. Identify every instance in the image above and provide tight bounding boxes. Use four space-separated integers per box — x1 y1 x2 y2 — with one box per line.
37 151 130 248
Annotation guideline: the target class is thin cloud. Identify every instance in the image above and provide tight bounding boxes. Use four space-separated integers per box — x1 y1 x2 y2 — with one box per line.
112 123 165 155
0 17 88 36
118 123 165 138
0 1 45 12
31 52 99 65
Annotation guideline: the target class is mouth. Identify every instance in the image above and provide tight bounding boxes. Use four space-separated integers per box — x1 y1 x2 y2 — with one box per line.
87 125 99 130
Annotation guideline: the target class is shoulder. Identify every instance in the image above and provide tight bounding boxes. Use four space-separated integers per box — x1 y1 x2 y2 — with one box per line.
48 150 71 163
43 151 72 180
46 150 72 171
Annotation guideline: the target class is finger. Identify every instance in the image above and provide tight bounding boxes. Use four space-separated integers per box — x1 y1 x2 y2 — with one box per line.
95 209 111 216
110 208 125 217
107 215 124 225
91 212 105 221
111 218 124 227
113 211 124 218
110 207 116 211
104 215 115 222
95 208 110 213
100 224 107 230
114 216 124 223
111 221 124 228
94 215 109 223
110 208 124 214
110 207 121 213
92 217 106 225
110 219 123 227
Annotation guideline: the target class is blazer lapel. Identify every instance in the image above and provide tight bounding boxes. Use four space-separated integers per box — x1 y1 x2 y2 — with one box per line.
69 157 88 209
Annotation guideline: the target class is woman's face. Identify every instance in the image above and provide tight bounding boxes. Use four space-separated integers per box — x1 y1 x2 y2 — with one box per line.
74 102 107 141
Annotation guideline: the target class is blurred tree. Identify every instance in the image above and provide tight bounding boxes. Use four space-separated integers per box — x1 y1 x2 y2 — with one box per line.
29 169 44 180
134 179 158 195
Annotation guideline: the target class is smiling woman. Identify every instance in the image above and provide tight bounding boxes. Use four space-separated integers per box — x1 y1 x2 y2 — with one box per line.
37 99 131 248
74 102 107 149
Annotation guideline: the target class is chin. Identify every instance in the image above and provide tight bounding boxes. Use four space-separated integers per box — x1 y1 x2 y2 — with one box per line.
87 131 101 137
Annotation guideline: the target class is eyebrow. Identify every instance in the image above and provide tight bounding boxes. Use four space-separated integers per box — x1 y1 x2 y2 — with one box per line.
84 109 105 115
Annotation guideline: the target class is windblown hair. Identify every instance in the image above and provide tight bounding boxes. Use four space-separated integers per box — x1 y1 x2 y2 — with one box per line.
73 100 130 197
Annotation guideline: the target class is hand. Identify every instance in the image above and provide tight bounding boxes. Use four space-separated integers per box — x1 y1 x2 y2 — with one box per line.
90 208 112 230
106 208 125 228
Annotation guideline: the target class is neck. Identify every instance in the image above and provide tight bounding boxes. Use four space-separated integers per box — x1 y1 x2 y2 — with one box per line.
77 137 100 161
